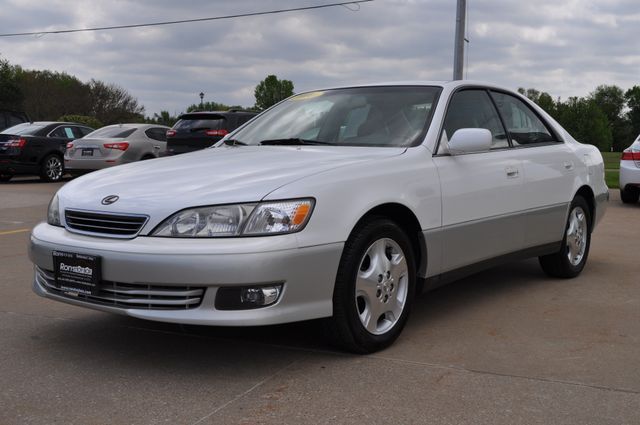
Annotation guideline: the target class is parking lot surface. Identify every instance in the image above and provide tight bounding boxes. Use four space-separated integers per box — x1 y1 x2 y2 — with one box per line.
1 177 639 424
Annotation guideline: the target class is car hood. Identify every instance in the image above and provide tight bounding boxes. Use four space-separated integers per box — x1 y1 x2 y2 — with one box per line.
58 145 405 231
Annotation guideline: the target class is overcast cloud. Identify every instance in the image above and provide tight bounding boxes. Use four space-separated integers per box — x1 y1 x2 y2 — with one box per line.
0 0 638 115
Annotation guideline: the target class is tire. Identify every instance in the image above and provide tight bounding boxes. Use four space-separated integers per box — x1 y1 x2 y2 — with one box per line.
539 196 591 278
39 154 64 182
324 217 416 353
620 187 639 204
0 174 12 182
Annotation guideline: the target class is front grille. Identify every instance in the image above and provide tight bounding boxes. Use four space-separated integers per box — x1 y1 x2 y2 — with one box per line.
36 267 205 310
64 209 148 238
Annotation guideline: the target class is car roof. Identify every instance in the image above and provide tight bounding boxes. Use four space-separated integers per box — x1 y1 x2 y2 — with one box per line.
100 123 169 129
179 111 257 119
298 80 516 94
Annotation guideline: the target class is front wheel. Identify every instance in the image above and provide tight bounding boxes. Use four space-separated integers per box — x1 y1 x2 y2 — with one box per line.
324 218 416 353
539 196 591 278
39 154 64 182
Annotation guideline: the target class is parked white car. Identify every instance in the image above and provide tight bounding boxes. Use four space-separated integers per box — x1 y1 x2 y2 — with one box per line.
620 136 640 204
29 81 608 353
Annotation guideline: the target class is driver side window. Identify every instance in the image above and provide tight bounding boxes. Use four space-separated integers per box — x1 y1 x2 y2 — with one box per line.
441 89 508 151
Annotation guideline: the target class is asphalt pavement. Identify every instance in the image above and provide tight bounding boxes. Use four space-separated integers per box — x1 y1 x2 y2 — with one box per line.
1 177 639 424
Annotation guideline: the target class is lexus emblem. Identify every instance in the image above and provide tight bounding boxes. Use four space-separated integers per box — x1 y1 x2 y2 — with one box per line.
101 195 119 205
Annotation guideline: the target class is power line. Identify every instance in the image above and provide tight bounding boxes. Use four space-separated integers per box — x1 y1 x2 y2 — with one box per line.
0 0 374 38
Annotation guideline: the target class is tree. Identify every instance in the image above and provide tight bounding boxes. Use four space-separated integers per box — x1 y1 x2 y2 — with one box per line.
0 56 23 109
185 101 243 113
625 86 640 141
518 87 555 114
590 85 630 150
146 110 179 127
554 97 612 151
17 69 91 120
254 75 294 110
88 79 145 124
58 115 103 129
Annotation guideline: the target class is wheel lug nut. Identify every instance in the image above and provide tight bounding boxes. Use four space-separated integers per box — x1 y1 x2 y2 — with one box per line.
386 271 391 278
378 274 383 283
376 289 382 297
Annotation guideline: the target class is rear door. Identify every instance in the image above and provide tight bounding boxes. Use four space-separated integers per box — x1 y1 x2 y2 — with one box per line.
489 90 575 248
432 88 524 272
167 114 227 154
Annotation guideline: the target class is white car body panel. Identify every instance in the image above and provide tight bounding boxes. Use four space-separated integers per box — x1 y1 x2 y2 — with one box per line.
29 80 609 326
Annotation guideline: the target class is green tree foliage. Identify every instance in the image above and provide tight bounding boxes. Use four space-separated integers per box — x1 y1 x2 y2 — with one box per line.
58 115 103 130
625 86 640 140
554 97 613 151
146 110 180 127
18 69 91 120
88 79 145 124
0 56 23 109
590 85 631 151
517 87 555 114
254 75 294 110
185 101 244 113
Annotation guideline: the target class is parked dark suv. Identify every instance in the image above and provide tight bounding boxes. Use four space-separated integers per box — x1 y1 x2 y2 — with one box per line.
0 110 29 132
165 110 258 155
0 121 94 182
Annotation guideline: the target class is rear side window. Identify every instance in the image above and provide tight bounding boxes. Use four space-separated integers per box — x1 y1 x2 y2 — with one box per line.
174 116 226 131
74 126 93 137
490 91 557 146
49 126 75 138
86 127 136 139
441 89 509 150
145 128 167 141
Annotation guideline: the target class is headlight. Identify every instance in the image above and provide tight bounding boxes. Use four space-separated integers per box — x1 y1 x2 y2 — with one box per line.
47 194 62 227
152 199 314 238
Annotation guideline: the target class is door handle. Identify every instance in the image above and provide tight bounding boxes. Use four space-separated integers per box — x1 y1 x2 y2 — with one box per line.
505 166 519 178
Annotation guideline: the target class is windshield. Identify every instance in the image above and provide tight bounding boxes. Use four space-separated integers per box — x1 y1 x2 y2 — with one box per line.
232 86 441 147
85 126 137 139
1 123 47 136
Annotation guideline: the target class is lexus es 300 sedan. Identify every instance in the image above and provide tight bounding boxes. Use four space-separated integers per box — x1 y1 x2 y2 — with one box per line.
29 81 608 353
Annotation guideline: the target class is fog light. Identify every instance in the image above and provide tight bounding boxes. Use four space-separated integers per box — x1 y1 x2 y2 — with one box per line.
215 284 283 310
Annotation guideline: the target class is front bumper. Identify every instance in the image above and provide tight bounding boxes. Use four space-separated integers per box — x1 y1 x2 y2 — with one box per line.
29 223 343 326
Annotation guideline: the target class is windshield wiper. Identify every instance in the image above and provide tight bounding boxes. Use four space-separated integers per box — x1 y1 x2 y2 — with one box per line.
259 138 334 146
223 139 247 146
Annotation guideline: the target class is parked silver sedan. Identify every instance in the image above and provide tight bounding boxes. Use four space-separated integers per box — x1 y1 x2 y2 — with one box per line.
65 124 170 175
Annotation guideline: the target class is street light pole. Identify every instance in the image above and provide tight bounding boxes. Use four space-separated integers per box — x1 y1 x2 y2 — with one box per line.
453 0 466 80
199 92 204 109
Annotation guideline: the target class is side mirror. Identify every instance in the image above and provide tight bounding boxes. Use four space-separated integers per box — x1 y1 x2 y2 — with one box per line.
447 128 492 154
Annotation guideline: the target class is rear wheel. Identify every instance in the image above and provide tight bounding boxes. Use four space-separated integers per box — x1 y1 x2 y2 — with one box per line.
0 174 12 182
39 154 64 182
324 218 416 353
620 187 639 204
539 196 591 278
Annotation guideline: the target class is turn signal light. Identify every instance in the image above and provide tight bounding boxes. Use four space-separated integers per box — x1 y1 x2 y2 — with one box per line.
621 150 640 161
5 138 27 148
103 142 130 151
205 129 229 137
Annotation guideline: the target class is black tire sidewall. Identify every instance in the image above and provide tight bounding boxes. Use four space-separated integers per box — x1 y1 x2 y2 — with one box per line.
40 154 63 182
333 218 416 352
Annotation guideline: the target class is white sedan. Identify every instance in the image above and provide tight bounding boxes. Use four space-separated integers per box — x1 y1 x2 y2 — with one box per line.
29 81 608 353
620 137 640 203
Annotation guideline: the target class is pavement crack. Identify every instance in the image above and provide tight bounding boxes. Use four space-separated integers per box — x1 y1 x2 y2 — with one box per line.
189 360 297 425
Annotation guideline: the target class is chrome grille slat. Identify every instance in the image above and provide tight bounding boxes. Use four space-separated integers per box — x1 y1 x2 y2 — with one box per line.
36 267 204 310
64 209 148 238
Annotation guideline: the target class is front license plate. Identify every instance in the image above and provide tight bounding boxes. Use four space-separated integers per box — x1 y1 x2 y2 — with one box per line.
53 251 101 295
81 148 93 156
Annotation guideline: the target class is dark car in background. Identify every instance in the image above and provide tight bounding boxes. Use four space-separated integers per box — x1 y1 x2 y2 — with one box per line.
165 110 257 155
0 122 94 182
0 110 29 132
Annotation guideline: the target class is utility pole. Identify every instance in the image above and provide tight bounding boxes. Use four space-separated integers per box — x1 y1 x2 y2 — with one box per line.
453 0 466 80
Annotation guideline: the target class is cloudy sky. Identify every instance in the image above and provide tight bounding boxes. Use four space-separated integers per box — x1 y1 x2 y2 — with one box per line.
1 0 638 115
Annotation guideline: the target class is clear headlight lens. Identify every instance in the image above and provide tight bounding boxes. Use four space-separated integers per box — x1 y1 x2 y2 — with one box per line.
47 194 62 227
152 199 314 238
243 200 314 235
